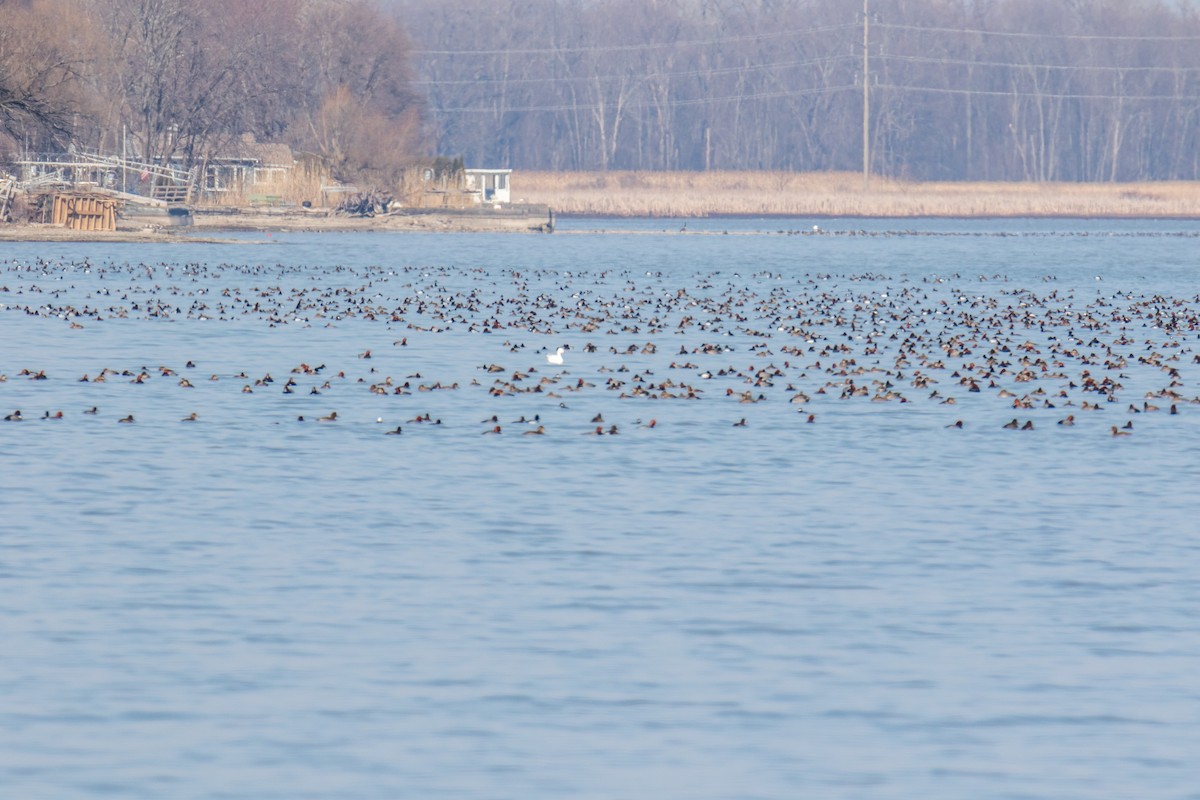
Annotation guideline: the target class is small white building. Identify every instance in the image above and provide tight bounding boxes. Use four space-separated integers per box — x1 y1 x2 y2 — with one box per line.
202 133 294 195
464 168 511 204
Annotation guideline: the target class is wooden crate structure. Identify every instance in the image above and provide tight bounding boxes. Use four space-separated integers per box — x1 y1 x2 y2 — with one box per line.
0 179 15 222
52 192 119 231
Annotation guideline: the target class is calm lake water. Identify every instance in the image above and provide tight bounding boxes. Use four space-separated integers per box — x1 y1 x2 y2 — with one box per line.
3 217 1200 799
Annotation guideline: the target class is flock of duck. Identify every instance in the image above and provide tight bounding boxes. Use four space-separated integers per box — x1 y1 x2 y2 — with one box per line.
2 254 1197 440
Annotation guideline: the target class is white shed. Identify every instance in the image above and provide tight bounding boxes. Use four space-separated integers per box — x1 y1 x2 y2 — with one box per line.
464 168 511 204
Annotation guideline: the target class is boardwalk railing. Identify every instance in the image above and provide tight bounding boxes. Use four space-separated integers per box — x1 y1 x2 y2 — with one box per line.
14 151 197 204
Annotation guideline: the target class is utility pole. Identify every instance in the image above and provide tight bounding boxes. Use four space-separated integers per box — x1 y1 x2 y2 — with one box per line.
862 0 870 190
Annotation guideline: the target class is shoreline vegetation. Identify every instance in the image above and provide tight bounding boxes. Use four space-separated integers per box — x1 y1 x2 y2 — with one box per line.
4 171 1200 242
515 171 1200 219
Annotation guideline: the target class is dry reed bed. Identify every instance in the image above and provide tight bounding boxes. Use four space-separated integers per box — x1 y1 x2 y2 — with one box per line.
515 171 1200 218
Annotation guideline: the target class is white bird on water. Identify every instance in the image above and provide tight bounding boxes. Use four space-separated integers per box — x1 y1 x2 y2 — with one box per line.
547 346 567 365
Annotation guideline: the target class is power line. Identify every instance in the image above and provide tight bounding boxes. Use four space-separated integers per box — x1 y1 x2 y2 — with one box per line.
412 55 859 88
429 79 1200 114
432 84 859 114
411 23 856 57
409 20 1200 60
414 51 1200 109
413 51 1200 93
877 22 1200 43
876 83 1200 102
878 53 1200 75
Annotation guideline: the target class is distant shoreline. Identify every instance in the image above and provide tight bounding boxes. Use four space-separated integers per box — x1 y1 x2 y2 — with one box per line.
515 171 1200 220
4 172 1200 242
0 206 555 242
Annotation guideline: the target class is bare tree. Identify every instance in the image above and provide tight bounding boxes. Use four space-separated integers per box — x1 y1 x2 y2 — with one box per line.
0 0 86 148
288 0 426 185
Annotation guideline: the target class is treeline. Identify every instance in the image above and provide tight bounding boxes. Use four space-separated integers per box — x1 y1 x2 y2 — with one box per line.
5 0 1200 185
0 0 423 185
395 0 1200 181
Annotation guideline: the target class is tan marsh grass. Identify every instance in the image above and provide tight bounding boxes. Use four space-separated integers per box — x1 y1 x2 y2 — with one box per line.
514 171 1200 218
